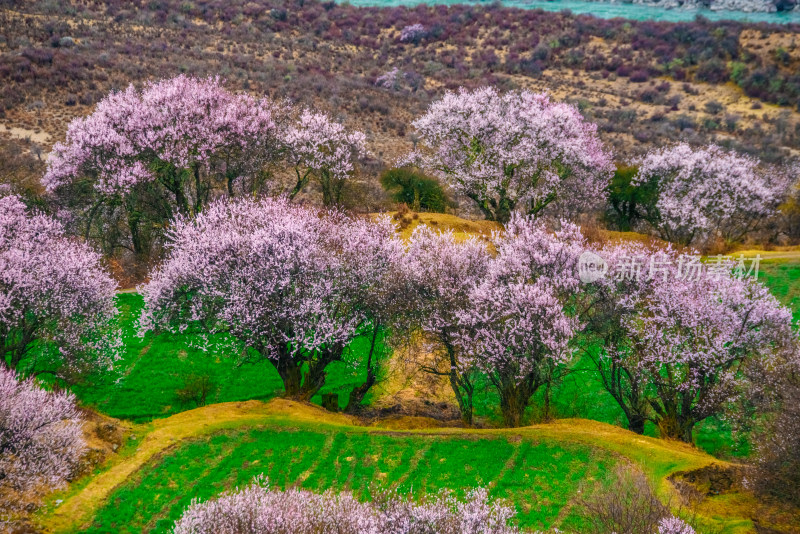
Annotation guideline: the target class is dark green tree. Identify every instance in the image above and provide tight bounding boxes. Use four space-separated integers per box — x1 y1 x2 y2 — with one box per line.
380 167 448 213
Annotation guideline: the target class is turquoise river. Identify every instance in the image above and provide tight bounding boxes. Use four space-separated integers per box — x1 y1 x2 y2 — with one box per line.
339 0 800 23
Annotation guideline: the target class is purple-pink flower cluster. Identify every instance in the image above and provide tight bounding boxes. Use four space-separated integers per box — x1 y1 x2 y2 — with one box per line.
587 240 795 440
0 195 119 378
43 75 281 197
657 516 696 534
635 143 787 246
399 23 426 44
405 86 613 222
173 476 519 534
0 366 85 512
141 197 402 399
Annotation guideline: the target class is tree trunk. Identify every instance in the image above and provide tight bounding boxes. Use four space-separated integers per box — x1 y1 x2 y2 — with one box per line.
447 364 474 426
276 355 303 398
298 361 327 401
126 199 145 258
656 414 696 442
345 327 380 413
498 380 534 428
627 413 646 435
494 193 514 225
466 192 497 222
499 388 525 428
290 169 310 200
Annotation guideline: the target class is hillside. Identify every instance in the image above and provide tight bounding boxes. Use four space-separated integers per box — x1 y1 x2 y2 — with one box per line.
3 0 800 186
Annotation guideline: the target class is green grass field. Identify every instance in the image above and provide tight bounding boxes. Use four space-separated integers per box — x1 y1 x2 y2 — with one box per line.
759 260 800 321
81 422 613 533
72 294 377 422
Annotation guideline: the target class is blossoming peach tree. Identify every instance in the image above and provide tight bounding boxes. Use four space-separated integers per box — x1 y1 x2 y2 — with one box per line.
0 195 119 381
633 143 788 247
0 366 85 515
455 215 585 427
405 87 613 223
43 75 282 256
406 225 490 425
581 243 796 441
284 109 367 207
141 197 404 401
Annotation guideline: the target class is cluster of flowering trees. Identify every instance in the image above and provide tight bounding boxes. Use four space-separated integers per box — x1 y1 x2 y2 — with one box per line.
404 89 791 249
173 476 518 534
405 87 614 223
0 195 119 381
172 474 699 534
141 198 406 402
46 78 793 258
138 194 796 437
0 366 86 514
44 76 365 260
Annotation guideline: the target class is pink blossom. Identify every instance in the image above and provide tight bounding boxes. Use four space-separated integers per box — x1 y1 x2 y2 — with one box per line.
173 476 519 534
658 516 696 534
0 195 119 379
0 366 85 513
141 197 403 400
454 215 585 426
405 225 491 424
634 144 788 246
44 75 281 210
284 109 367 206
405 87 613 223
399 23 426 44
584 242 796 441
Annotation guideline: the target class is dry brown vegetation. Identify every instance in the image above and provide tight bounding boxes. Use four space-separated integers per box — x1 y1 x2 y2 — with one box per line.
3 0 800 178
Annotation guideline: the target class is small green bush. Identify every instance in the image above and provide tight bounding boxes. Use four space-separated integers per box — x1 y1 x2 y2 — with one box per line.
380 167 448 213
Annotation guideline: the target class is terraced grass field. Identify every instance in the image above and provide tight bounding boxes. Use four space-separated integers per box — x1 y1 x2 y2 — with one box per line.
39 401 765 534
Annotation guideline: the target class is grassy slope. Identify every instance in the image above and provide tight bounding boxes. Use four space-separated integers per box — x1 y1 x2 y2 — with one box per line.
38 400 754 534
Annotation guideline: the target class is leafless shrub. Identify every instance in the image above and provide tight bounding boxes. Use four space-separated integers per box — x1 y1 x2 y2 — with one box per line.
176 373 217 407
578 464 668 534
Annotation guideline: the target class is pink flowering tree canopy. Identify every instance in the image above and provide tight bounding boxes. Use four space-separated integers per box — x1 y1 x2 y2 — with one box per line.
582 244 796 441
405 87 613 223
0 196 119 381
284 110 367 207
453 215 585 427
141 197 404 401
0 366 85 513
658 516 696 534
406 226 490 425
633 143 787 246
44 75 281 208
173 476 519 534
399 23 427 44
42 76 282 258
